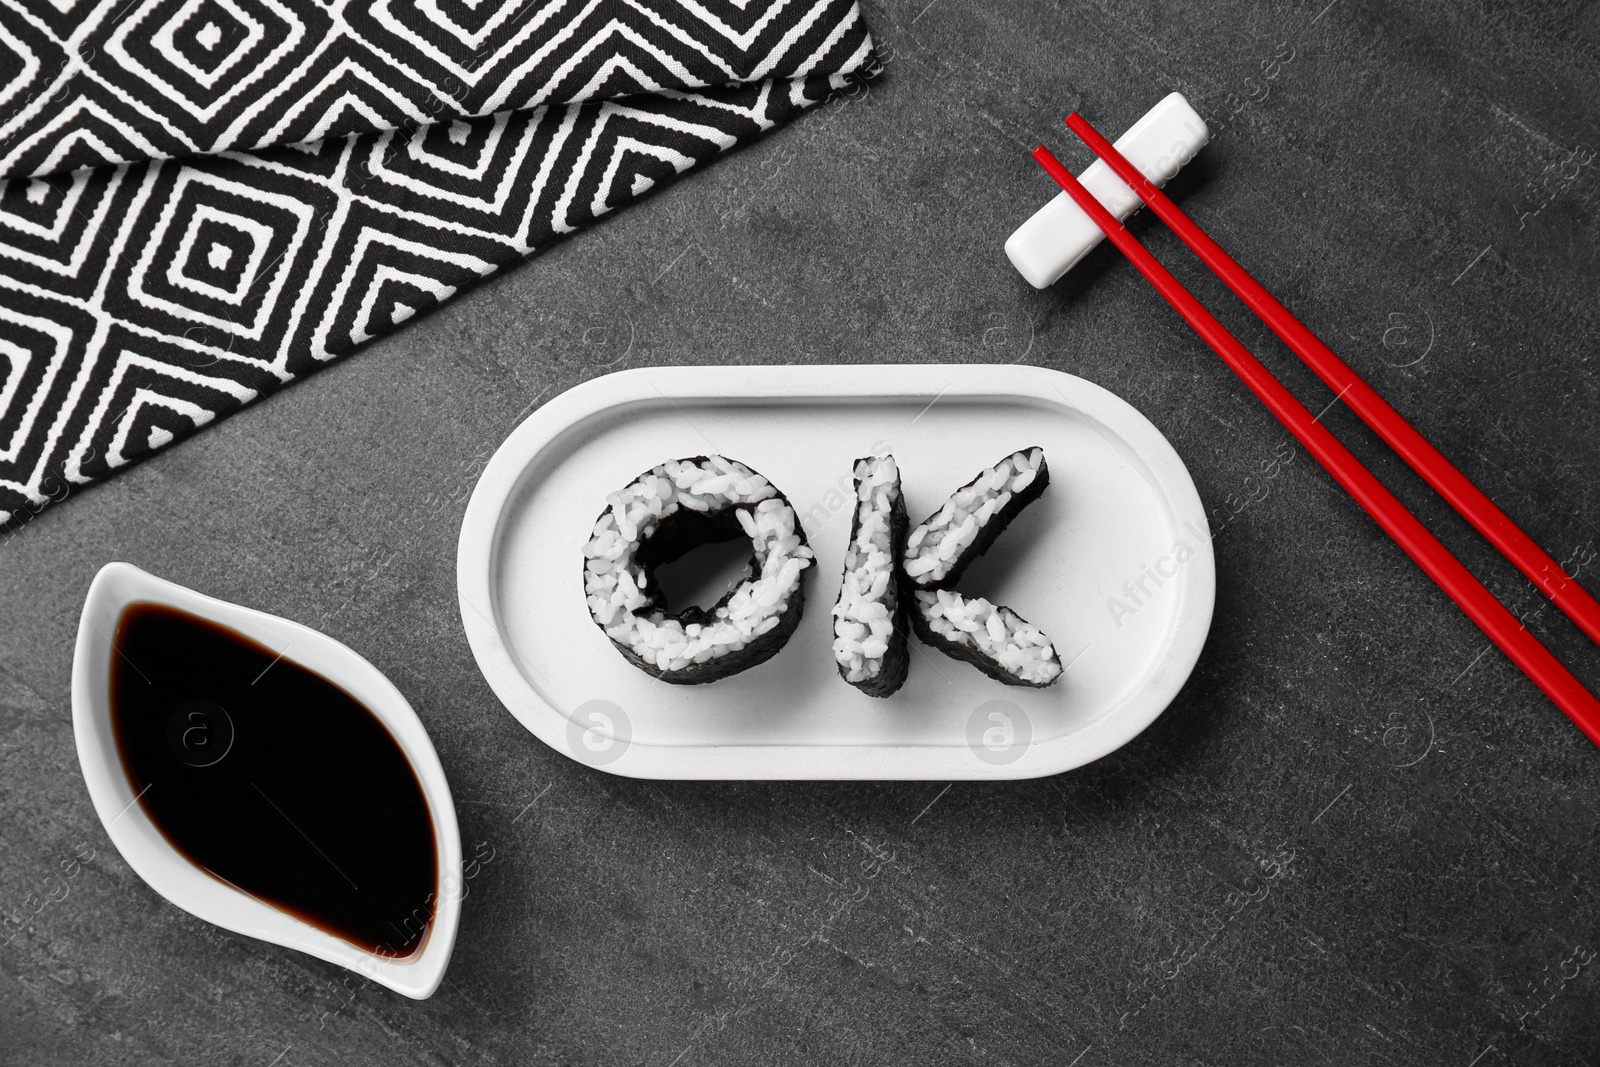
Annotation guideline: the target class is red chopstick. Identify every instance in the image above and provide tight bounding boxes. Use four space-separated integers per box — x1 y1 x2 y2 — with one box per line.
1031 143 1600 748
1063 111 1600 649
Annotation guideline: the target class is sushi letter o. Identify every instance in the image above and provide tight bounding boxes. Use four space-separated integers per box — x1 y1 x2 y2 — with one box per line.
583 456 815 684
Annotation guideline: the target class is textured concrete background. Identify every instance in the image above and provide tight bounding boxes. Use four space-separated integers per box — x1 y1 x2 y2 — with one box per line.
5 0 1600 1063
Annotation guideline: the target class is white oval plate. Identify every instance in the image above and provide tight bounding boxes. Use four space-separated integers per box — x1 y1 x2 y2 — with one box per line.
457 365 1215 780
73 563 463 999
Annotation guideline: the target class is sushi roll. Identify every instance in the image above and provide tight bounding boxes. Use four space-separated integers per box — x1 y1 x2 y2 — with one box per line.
902 447 1048 590
583 456 814 684
910 590 1063 688
831 455 910 697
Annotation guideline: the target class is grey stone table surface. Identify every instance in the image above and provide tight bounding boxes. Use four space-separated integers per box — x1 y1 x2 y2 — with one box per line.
5 1 1600 1064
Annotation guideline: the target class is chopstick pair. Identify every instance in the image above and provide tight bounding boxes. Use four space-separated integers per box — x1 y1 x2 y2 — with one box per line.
1033 115 1600 748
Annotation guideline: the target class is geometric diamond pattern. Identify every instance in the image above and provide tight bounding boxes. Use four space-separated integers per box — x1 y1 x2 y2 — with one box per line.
0 0 876 529
0 0 872 179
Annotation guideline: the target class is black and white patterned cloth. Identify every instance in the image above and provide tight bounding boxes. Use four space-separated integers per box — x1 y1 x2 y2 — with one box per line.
0 0 874 529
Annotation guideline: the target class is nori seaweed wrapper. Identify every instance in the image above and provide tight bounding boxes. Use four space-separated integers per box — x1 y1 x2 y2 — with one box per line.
905 450 1049 591
586 457 811 685
834 456 910 698
909 593 1060 689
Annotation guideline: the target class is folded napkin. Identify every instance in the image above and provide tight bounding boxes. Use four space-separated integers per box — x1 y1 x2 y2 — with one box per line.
0 0 873 529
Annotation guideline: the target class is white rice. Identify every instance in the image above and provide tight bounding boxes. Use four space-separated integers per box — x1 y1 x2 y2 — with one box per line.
904 447 1044 586
832 455 900 683
584 456 814 674
915 589 1062 686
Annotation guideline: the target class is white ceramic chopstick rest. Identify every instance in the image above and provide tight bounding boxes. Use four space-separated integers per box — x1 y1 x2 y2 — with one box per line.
1006 92 1210 289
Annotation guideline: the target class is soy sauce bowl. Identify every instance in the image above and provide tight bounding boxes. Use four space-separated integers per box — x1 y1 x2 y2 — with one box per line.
71 562 462 1000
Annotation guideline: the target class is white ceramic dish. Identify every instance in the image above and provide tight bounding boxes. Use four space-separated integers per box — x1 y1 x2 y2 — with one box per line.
457 364 1215 780
72 563 462 999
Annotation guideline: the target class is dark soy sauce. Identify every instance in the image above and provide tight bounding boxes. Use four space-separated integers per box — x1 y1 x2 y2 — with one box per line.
110 602 437 957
